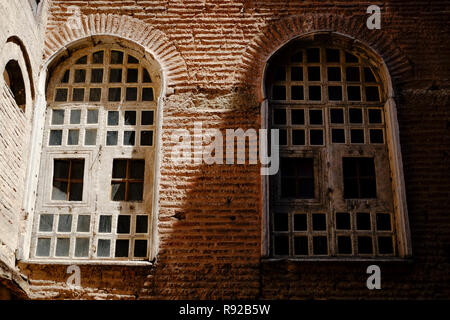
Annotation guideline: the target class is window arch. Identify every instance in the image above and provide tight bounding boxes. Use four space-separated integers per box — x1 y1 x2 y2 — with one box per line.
31 43 161 261
265 36 404 259
3 60 26 110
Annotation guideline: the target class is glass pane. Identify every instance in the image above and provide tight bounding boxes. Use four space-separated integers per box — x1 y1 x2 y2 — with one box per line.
291 51 302 62
310 129 323 145
52 180 68 200
91 69 104 83
126 87 138 101
312 214 326 231
108 88 121 102
272 85 285 100
58 214 72 232
347 86 361 101
108 111 119 126
292 129 305 145
98 216 112 233
309 110 323 125
142 111 154 125
77 215 90 232
127 69 138 83
110 50 124 64
368 109 382 124
87 110 99 124
136 215 149 233
274 66 285 81
111 182 126 201
294 236 308 255
115 239 129 257
39 214 54 232
291 67 303 81
364 67 377 82
327 67 341 81
55 88 68 102
313 236 328 255
130 160 145 179
306 48 320 63
336 212 350 230
356 212 371 230
97 239 110 257
328 86 342 101
308 86 321 101
53 160 69 179
273 213 288 232
112 159 127 178
134 240 148 258
293 214 307 231
117 215 131 234
106 131 118 146
69 183 83 201
376 213 391 231
75 56 87 64
142 88 154 101
89 88 101 102
92 51 104 64
330 108 344 124
326 48 340 63
337 236 352 254
370 129 384 143
61 70 70 83
291 85 304 100
128 182 143 201
72 88 85 102
346 67 360 81
109 68 123 83
74 69 86 83
274 235 289 256
291 109 304 125
140 131 153 146
143 69 152 83
52 110 65 125
85 129 97 146
124 111 136 125
55 238 70 257
67 129 79 145
279 129 287 145
366 86 380 101
307 66 320 81
349 108 363 123
378 236 393 254
331 129 345 143
273 109 286 125
128 55 139 64
350 129 364 144
123 131 136 146
75 238 89 257
345 52 358 63
358 236 373 254
70 160 84 179
36 238 51 257
49 130 63 146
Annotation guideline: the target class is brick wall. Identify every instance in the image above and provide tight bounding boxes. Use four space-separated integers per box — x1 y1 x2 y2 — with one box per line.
3 0 449 299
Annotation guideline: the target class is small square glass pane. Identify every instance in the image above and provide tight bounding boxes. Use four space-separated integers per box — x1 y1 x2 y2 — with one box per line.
87 110 99 124
115 239 129 257
99 216 112 233
75 238 89 257
58 214 72 232
39 214 54 232
347 86 361 101
378 236 394 254
370 129 384 143
55 238 70 257
72 88 85 102
272 85 286 100
109 68 123 83
124 111 136 125
128 183 143 201
61 70 70 83
97 239 111 257
84 129 97 146
291 109 304 125
89 88 101 102
108 88 121 102
70 110 81 124
312 214 326 231
52 110 65 125
126 87 138 101
366 86 380 101
291 85 304 100
294 236 308 255
349 108 363 123
52 181 68 200
106 131 118 146
55 89 68 102
310 129 323 145
308 86 321 101
273 109 286 125
49 130 63 146
313 236 328 255
77 215 91 232
307 66 321 81
337 236 352 254
356 212 371 230
142 111 154 125
124 131 135 146
136 216 149 233
293 214 307 231
142 88 154 101
127 69 139 83
108 111 119 126
111 182 126 201
326 49 340 63
112 159 127 178
292 129 305 145
346 67 360 81
69 183 83 201
67 129 79 145
110 51 124 64
74 69 86 83
291 67 303 81
134 240 148 258
328 86 342 101
358 236 373 254
309 110 323 125
330 108 344 124
140 131 153 146
117 215 131 234
92 51 104 64
376 213 392 231
331 129 345 143
273 213 289 232
368 109 383 124
336 212 351 230
327 67 341 81
36 238 51 257
91 69 104 83
307 48 320 63
350 129 364 144
274 235 289 256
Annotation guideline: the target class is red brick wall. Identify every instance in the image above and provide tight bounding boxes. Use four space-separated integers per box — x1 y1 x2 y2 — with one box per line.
18 1 450 299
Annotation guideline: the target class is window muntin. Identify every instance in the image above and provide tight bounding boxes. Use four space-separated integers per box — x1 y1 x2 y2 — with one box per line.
267 42 396 258
32 45 160 261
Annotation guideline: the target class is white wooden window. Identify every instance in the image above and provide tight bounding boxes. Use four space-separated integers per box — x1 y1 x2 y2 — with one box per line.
31 45 161 261
266 42 398 258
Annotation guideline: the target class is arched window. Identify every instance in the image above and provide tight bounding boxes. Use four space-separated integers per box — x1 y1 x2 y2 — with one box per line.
265 37 402 258
31 44 161 261
3 60 26 110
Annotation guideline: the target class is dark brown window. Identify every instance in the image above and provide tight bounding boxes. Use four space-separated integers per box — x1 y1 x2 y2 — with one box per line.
111 159 145 201
52 159 85 201
343 157 376 198
280 157 314 199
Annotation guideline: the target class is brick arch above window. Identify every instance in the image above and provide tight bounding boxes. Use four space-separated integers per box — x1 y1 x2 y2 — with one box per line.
44 14 190 93
234 14 413 101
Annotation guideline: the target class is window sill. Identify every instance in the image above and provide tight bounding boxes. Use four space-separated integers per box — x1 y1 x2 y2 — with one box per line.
20 259 154 267
261 257 413 263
